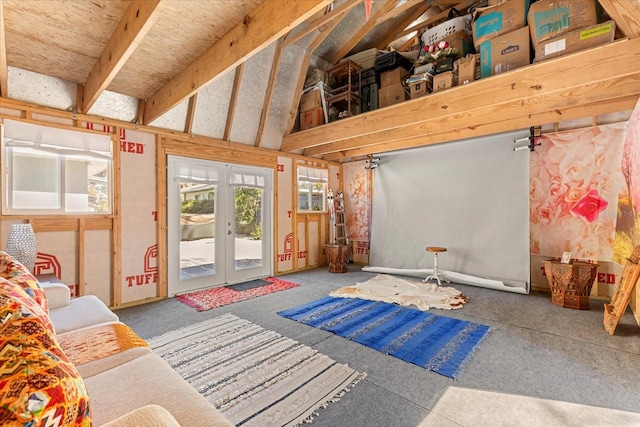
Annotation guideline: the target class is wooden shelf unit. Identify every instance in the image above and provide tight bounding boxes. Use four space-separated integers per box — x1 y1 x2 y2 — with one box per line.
327 60 362 119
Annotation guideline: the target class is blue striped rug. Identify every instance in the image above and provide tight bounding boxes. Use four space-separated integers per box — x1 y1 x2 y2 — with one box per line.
278 296 490 380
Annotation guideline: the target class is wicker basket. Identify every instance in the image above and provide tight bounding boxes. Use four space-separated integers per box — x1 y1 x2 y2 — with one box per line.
542 260 598 310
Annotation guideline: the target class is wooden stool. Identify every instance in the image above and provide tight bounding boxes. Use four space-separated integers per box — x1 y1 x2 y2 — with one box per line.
423 246 449 286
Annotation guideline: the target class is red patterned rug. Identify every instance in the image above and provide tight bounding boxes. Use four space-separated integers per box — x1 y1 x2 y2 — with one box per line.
174 277 299 311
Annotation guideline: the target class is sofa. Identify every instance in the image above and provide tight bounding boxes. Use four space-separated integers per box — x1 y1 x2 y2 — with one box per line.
0 251 233 427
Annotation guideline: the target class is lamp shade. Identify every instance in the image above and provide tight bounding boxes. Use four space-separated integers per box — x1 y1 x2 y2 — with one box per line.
5 223 37 272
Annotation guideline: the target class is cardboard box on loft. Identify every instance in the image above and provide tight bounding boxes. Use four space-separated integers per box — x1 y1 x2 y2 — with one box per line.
379 83 408 107
472 0 530 49
528 0 599 46
300 90 323 112
300 107 324 130
380 67 410 88
534 21 615 62
479 26 531 78
432 71 453 93
410 81 428 98
442 30 475 57
457 54 478 85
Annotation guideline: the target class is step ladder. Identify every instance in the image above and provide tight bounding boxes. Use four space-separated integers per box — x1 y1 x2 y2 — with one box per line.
334 191 349 247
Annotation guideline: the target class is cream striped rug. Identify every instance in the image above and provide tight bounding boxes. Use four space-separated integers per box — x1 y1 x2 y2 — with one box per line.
148 313 366 426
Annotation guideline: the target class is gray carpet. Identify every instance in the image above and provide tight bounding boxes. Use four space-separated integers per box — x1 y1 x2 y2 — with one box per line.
115 266 640 427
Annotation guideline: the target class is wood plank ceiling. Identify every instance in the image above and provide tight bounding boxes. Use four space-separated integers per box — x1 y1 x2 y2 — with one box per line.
1 0 639 161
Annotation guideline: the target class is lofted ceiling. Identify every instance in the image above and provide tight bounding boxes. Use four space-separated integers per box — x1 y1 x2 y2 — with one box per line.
1 0 640 160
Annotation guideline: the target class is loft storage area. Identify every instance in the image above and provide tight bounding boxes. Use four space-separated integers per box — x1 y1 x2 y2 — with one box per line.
298 0 616 131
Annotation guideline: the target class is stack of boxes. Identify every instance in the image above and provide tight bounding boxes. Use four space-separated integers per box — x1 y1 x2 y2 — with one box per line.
378 66 410 107
528 0 614 62
472 0 531 79
375 51 412 108
299 83 329 131
298 0 616 128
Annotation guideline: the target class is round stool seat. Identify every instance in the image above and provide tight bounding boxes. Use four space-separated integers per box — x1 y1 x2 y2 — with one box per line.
424 246 449 286
426 246 447 253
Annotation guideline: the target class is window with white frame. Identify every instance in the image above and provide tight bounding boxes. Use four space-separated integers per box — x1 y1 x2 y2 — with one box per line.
1 119 113 215
297 166 328 212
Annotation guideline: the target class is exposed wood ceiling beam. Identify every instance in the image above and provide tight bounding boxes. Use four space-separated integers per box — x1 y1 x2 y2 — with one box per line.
82 0 161 114
256 38 284 148
328 0 398 65
376 2 432 50
598 0 640 39
376 0 423 25
282 38 640 153
184 93 197 135
285 9 350 136
0 0 8 98
322 95 639 161
283 0 362 48
224 63 244 142
143 0 332 125
394 0 475 41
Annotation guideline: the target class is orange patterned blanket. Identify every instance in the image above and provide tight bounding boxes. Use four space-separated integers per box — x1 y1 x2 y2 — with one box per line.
58 322 149 366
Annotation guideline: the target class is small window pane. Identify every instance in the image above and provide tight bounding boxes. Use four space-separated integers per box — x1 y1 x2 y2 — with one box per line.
12 149 60 210
297 167 327 212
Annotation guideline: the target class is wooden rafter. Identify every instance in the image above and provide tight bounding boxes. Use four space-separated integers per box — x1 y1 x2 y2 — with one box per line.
328 0 398 65
184 93 197 135
281 38 640 155
82 0 161 114
143 0 332 125
376 1 431 50
598 0 640 39
394 0 475 41
0 0 8 98
284 0 362 48
376 0 423 26
224 63 244 142
285 10 350 136
256 38 284 148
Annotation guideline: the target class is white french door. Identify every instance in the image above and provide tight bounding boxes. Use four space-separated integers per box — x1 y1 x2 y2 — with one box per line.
167 156 273 296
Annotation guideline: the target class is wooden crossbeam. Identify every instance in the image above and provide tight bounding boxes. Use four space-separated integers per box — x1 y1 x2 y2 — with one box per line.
82 0 161 113
282 38 640 153
321 95 639 161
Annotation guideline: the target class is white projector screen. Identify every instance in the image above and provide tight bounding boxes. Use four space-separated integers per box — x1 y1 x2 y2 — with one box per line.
369 130 530 292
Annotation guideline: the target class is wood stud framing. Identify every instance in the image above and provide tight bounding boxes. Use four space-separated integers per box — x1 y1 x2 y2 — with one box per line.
0 0 7 98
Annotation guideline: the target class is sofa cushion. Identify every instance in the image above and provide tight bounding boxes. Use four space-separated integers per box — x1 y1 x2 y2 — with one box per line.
101 405 181 427
0 278 92 427
48 295 119 335
84 353 233 427
0 251 48 313
40 282 71 310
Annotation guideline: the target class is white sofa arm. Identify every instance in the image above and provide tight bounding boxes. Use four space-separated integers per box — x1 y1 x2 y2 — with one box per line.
101 405 181 427
40 282 71 309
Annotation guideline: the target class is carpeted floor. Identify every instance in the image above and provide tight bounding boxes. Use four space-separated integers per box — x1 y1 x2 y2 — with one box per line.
116 266 640 427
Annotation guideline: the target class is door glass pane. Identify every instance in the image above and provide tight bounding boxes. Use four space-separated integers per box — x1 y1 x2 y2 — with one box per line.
179 181 216 280
234 186 263 270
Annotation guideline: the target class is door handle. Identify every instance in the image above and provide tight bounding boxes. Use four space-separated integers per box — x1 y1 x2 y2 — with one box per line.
228 230 232 235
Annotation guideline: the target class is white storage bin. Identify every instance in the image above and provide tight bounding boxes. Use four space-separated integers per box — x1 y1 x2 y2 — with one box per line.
421 14 472 47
